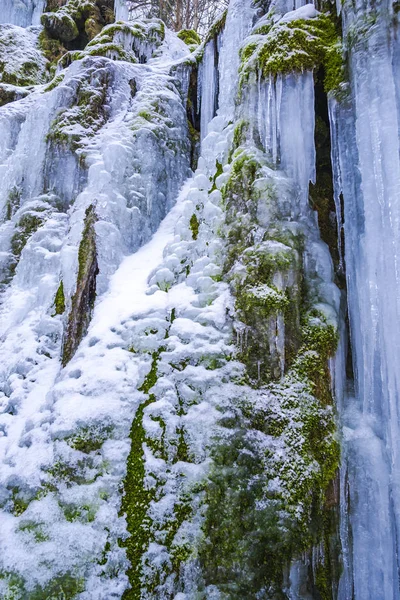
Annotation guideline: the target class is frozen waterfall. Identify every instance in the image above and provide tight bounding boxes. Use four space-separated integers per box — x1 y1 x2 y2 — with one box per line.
1 0 400 596
0 0 46 27
331 0 400 597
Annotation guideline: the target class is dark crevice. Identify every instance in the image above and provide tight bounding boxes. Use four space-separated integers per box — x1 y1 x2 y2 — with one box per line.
187 66 201 170
310 66 346 289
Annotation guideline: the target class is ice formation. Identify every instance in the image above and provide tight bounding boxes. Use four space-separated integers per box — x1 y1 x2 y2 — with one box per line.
0 0 397 597
0 0 46 27
329 0 400 597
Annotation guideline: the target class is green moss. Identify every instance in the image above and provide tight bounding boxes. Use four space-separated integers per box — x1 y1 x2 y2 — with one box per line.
18 522 48 543
178 29 201 49
62 502 97 523
0 572 85 600
75 20 164 63
230 120 249 158
292 311 339 405
240 12 345 94
237 284 289 317
196 122 340 595
137 110 152 121
53 281 66 316
38 29 66 69
77 205 97 281
9 210 46 277
200 370 339 596
188 119 200 171
204 9 227 45
44 72 65 92
0 27 48 87
5 187 21 220
120 351 161 600
189 213 200 240
48 67 111 150
12 497 29 517
66 424 111 453
41 0 114 46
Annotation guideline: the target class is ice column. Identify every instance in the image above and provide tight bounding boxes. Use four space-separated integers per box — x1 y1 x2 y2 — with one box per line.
200 39 218 141
218 0 255 116
114 0 130 22
332 0 400 597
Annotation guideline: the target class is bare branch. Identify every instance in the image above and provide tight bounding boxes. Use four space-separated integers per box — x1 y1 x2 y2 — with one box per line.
125 0 229 35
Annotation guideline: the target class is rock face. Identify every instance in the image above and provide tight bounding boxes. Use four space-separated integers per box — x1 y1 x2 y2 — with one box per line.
62 205 98 365
41 0 115 46
0 0 397 598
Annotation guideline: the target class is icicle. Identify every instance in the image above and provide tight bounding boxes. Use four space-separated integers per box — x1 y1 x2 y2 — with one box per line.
334 1 400 597
256 72 316 207
200 39 217 142
328 97 344 271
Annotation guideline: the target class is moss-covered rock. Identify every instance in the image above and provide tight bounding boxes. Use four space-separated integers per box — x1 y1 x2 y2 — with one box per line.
196 125 340 597
204 9 227 45
47 58 112 150
38 28 67 69
177 29 201 52
0 25 49 87
0 83 30 107
0 572 85 599
53 281 66 316
62 205 98 365
41 0 115 48
71 19 165 63
120 351 161 600
66 424 112 453
240 10 345 94
9 207 49 276
200 377 339 597
189 213 200 240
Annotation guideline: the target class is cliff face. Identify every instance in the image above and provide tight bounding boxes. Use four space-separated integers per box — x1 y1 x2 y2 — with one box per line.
0 0 397 598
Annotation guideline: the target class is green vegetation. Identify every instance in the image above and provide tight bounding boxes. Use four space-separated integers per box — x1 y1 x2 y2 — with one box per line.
177 29 201 51
1 572 85 600
240 12 345 94
8 207 49 279
66 424 111 453
204 9 227 45
41 0 114 46
48 66 111 150
200 377 339 597
5 187 21 221
189 213 200 240
53 281 66 316
120 351 161 600
197 128 340 596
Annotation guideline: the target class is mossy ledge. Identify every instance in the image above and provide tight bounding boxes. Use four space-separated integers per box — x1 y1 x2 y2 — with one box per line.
240 11 345 95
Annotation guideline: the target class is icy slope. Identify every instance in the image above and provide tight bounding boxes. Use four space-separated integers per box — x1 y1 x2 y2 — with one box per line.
0 9 196 597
